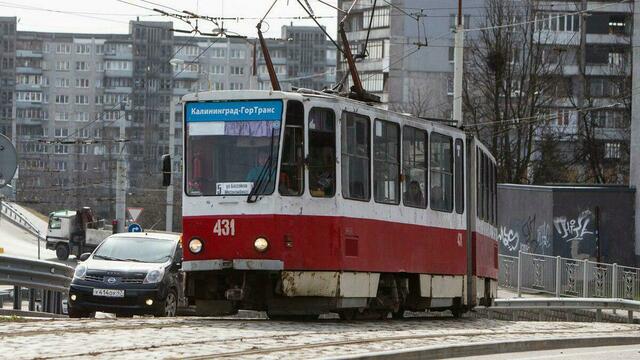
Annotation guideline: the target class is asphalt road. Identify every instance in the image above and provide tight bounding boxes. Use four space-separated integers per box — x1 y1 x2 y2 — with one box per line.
459 344 640 359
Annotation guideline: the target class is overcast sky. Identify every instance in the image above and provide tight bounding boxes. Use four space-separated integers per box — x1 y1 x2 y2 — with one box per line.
2 0 338 38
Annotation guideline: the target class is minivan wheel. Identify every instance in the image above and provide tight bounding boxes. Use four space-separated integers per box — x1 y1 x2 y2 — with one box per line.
157 289 177 317
56 243 69 261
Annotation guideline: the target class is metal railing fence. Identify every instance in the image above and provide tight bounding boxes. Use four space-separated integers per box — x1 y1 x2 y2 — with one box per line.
499 251 640 301
0 254 74 315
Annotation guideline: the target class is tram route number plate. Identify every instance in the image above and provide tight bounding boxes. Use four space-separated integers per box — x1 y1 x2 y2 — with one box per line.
92 289 125 298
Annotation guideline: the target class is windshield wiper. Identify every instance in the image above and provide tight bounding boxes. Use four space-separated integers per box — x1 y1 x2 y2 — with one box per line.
247 128 276 203
121 258 146 263
94 255 123 261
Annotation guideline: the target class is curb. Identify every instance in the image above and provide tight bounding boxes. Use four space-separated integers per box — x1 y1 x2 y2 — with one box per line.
331 336 640 360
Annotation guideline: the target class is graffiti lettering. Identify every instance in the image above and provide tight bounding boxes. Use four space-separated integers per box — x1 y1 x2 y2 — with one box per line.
553 210 593 242
536 222 551 249
498 226 520 252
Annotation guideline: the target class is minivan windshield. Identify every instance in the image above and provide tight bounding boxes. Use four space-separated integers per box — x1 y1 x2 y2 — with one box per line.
93 237 176 263
185 100 283 196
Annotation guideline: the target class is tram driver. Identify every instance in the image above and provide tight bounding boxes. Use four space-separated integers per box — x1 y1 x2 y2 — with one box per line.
246 151 271 183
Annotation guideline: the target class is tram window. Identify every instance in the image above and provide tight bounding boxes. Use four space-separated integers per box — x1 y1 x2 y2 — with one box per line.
341 112 371 201
308 108 336 198
430 132 453 212
454 139 464 214
493 161 498 225
476 148 482 219
279 100 304 196
374 120 400 205
402 126 427 209
483 153 490 223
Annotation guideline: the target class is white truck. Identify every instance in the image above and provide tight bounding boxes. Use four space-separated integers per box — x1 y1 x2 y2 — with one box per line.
45 207 113 260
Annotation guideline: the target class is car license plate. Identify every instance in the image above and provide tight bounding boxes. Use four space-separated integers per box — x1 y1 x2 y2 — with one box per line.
92 288 125 298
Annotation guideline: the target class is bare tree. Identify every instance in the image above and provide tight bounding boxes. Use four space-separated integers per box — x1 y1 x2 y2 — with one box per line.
463 0 565 183
567 2 632 184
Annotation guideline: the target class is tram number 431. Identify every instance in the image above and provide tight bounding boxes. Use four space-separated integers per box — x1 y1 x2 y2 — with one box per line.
213 219 236 236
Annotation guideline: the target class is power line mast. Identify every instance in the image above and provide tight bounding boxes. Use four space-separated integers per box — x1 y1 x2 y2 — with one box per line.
453 0 464 128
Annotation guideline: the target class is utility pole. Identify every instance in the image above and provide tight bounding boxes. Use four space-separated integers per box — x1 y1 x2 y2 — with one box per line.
166 96 176 232
10 96 17 200
631 0 640 266
115 102 127 233
453 0 464 128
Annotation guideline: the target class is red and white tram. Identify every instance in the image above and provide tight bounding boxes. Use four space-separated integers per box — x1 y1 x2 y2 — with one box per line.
175 89 498 319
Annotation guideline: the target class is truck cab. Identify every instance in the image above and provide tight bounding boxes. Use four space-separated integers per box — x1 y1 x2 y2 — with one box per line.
46 208 112 261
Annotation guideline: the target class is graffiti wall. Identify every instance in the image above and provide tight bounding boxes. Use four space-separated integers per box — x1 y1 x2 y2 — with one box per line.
498 184 636 266
497 185 554 256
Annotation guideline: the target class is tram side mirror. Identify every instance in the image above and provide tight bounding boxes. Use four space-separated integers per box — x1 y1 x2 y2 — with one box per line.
162 154 171 187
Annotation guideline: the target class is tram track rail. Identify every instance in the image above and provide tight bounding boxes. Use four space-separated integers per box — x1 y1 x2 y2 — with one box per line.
21 325 632 359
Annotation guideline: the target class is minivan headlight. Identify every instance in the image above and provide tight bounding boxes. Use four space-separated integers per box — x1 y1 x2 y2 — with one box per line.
74 264 87 279
143 268 165 284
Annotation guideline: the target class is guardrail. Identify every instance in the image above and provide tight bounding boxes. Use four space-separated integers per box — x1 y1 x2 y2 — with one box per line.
0 254 74 316
490 297 640 323
499 251 640 300
0 201 44 239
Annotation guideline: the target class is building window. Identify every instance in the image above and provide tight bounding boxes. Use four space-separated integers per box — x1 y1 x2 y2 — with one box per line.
75 95 89 105
341 112 371 201
54 128 69 137
367 40 384 59
75 78 90 88
56 43 71 54
55 95 69 104
230 49 245 59
364 7 390 29
229 83 243 90
211 48 226 58
76 61 89 71
75 44 91 54
604 142 621 159
430 132 453 212
230 66 245 75
55 112 70 121
210 64 224 74
373 120 400 205
55 61 70 71
361 72 384 92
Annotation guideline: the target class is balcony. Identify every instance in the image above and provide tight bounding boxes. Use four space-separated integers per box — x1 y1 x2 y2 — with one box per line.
586 33 630 45
16 50 43 58
103 51 133 60
173 70 199 80
16 83 42 91
104 86 133 93
15 67 42 75
104 69 133 77
15 101 42 109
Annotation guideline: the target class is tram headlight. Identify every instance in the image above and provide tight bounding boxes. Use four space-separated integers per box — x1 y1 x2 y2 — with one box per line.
254 237 269 253
188 238 203 254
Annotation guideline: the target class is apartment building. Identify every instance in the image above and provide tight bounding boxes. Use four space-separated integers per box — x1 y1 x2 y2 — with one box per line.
0 19 336 228
336 0 485 115
256 25 336 91
532 1 632 183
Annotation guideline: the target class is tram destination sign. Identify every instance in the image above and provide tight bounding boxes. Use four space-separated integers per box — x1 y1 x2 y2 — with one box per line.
186 100 283 122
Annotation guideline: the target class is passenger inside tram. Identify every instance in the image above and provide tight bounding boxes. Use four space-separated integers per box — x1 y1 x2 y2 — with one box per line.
404 180 424 207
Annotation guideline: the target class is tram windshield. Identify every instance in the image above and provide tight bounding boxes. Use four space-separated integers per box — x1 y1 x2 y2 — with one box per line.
184 100 283 196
